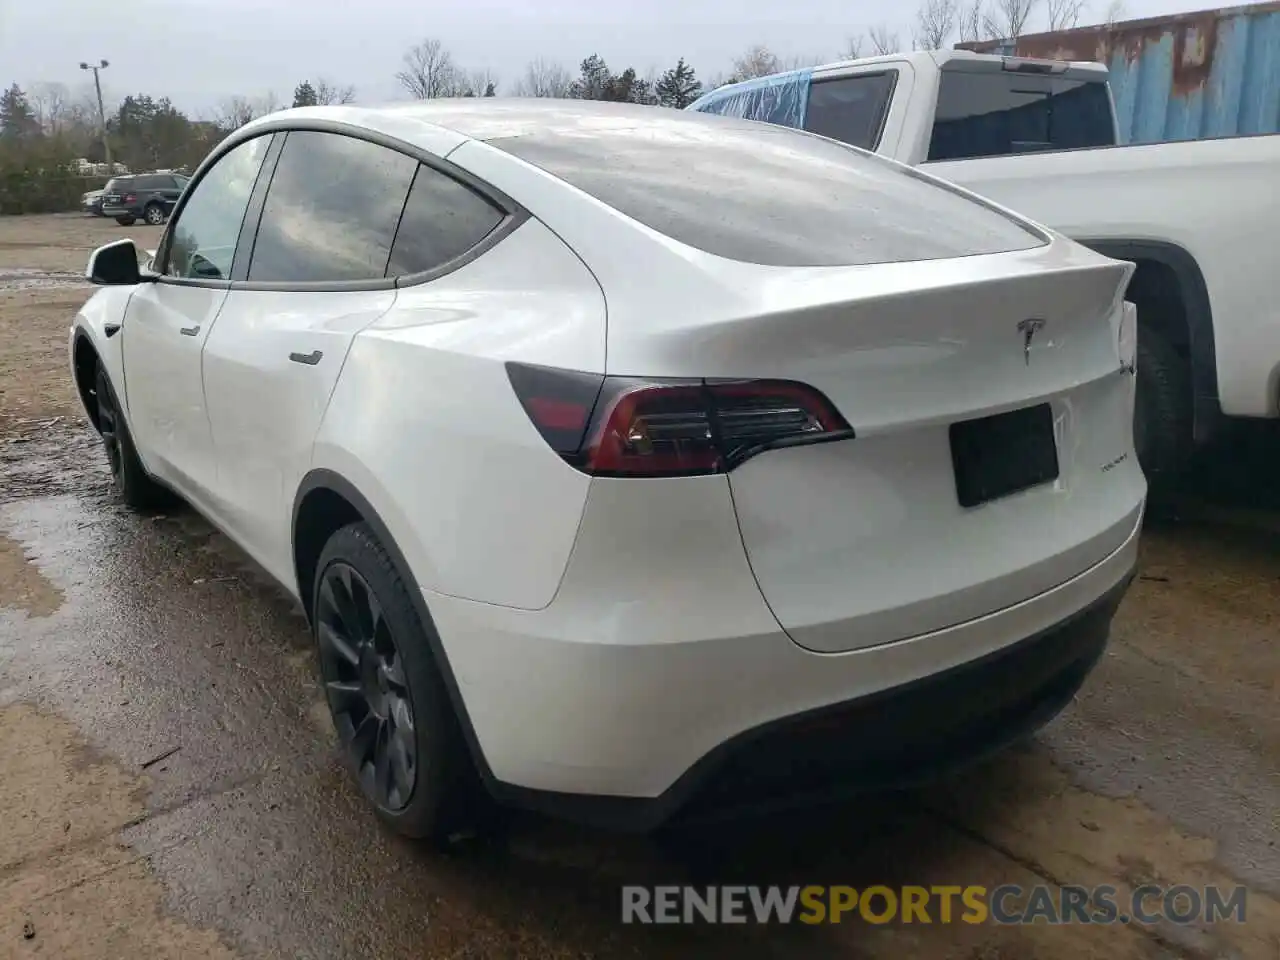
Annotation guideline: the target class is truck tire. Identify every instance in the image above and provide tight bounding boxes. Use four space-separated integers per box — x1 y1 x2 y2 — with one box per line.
1134 329 1192 495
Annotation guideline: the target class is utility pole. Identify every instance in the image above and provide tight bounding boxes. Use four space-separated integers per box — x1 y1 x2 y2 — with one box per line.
79 59 112 170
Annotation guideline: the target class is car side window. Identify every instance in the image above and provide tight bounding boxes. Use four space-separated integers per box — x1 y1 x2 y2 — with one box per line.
247 132 418 283
163 135 273 281
386 164 505 278
804 73 896 151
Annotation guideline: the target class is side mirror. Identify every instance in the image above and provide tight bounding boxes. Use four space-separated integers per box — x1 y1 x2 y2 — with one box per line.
86 239 142 286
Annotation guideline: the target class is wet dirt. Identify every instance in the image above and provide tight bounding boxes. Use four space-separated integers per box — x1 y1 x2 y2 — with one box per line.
0 704 238 958
1 213 1278 959
0 215 162 440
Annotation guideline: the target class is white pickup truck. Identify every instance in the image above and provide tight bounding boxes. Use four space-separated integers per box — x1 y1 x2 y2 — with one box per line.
689 50 1280 489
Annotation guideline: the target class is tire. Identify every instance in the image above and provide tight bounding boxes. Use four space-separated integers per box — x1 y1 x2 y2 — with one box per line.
93 366 172 510
143 202 166 226
115 216 135 226
312 522 479 843
1133 328 1193 496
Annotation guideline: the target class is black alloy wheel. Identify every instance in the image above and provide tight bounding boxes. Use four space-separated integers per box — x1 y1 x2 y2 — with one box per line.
316 560 418 812
95 371 124 484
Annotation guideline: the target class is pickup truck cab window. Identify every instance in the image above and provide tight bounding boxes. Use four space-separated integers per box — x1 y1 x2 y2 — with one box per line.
805 72 897 151
927 71 1115 161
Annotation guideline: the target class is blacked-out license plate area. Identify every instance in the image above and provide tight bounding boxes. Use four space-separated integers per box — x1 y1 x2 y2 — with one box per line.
950 403 1059 508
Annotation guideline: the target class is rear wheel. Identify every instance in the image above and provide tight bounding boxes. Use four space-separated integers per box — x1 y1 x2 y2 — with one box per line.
1134 328 1193 497
115 216 135 226
93 366 172 509
313 522 480 843
143 202 166 226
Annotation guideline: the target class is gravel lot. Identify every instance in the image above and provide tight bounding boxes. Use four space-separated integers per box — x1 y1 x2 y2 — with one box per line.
1 213 1277 960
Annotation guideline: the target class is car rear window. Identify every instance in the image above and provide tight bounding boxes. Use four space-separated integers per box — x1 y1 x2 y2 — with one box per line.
487 112 1043 267
928 71 1116 162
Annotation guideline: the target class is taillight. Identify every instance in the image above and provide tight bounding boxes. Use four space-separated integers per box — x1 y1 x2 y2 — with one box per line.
123 194 136 203
506 362 853 477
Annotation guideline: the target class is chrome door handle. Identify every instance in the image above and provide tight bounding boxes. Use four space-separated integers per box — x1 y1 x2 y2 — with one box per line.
289 350 323 366
180 325 200 336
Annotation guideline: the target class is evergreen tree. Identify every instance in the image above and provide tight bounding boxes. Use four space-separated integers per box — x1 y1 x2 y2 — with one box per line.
292 81 318 108
656 59 703 108
568 55 614 100
0 84 41 139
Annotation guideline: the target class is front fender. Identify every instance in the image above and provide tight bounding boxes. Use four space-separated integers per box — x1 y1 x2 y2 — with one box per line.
70 285 137 422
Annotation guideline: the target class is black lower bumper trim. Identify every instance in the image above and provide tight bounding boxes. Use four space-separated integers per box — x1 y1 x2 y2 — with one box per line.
488 570 1135 833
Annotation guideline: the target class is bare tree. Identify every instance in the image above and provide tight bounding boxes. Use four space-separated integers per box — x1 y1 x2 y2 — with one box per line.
28 82 71 134
1046 0 1087 29
512 58 572 97
213 92 279 132
731 44 782 80
915 0 959 49
785 53 830 69
983 0 1038 40
867 24 902 55
840 36 864 59
396 38 462 99
314 78 357 105
958 0 987 40
458 69 498 97
1103 0 1127 26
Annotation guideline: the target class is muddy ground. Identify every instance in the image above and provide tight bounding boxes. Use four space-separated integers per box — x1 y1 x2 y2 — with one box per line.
1 213 1278 959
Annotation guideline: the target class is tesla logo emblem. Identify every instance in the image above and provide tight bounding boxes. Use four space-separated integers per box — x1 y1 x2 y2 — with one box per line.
1017 318 1046 365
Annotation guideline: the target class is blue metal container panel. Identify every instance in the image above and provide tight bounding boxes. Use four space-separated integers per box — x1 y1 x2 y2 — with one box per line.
958 2 1280 143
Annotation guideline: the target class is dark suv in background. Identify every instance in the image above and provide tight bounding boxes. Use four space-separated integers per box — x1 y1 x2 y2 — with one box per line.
101 172 190 226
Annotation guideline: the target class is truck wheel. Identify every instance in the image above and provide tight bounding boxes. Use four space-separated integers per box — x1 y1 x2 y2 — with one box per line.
1134 329 1192 495
143 202 166 226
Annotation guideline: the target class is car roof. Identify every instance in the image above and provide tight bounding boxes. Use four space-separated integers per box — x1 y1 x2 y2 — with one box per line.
378 98 709 141
238 98 792 154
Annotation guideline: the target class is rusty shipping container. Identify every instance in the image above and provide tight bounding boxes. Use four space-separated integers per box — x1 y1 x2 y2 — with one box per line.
957 1 1280 143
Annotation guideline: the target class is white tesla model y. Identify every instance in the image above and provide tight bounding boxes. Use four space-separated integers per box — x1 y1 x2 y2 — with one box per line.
70 100 1145 840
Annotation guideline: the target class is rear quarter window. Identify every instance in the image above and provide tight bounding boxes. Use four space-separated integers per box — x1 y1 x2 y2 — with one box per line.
489 112 1044 268
386 164 505 278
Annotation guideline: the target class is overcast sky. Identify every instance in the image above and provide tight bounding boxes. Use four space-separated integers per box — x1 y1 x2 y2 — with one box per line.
1 0 1215 115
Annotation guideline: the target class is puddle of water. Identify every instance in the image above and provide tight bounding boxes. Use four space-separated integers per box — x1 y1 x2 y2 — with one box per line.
0 427 104 505
0 267 92 292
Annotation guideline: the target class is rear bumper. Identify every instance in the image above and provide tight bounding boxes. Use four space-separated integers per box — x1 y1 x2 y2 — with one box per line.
507 571 1130 831
101 204 139 218
424 478 1142 829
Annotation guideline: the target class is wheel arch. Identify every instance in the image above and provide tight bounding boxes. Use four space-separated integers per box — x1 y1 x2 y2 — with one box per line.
72 330 103 432
291 468 497 782
1081 239 1220 445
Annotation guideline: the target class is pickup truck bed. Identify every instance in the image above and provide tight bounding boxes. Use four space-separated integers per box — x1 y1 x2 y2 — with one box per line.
690 50 1280 488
